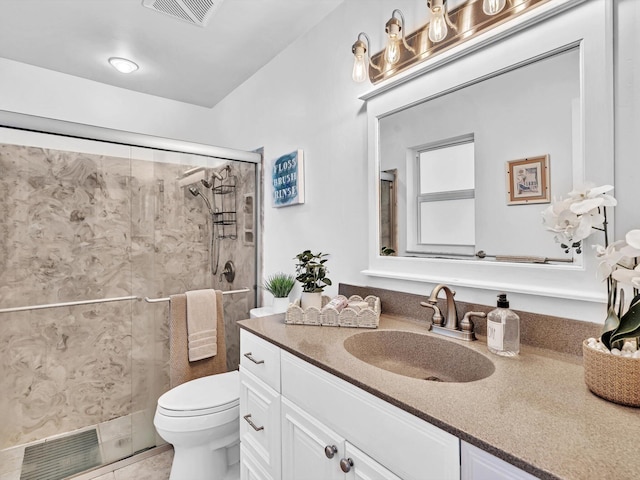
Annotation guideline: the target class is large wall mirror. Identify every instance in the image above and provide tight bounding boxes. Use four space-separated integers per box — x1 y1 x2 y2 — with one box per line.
380 47 579 261
364 0 613 321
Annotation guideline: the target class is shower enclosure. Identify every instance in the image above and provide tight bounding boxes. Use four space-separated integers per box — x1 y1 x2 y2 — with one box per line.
0 116 261 480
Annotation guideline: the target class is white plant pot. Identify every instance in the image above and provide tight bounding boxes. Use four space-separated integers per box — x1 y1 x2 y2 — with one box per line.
272 297 290 313
300 292 322 310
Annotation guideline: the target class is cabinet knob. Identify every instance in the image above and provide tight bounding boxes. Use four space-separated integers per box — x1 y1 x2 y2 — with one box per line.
324 445 338 459
243 352 265 364
339 458 354 473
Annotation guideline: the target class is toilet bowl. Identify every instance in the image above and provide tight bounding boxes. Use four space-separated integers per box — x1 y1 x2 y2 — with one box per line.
154 371 240 480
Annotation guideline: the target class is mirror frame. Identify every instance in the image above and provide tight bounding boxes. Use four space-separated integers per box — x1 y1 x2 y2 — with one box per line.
363 0 613 322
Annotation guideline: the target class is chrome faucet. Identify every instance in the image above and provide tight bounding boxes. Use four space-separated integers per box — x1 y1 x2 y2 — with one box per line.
420 284 486 341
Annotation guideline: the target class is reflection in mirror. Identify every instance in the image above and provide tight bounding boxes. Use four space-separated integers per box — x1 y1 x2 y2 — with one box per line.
379 169 397 256
379 47 580 264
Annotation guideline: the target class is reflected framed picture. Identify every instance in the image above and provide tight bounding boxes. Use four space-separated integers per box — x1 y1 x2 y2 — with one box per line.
505 154 550 205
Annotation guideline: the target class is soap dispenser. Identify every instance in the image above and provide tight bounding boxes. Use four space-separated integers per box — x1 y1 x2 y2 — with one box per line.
487 293 520 356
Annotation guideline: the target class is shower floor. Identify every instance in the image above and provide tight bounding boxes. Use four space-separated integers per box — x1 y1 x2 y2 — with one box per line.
81 449 173 480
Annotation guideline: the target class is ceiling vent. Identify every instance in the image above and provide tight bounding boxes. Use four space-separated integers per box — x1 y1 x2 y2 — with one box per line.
142 0 224 27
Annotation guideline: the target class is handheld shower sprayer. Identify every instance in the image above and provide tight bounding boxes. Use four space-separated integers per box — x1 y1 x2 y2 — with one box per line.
188 186 215 216
187 184 219 275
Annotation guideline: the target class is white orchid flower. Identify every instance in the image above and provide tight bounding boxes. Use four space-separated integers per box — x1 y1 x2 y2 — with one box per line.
625 229 640 249
568 184 617 215
541 186 615 249
541 198 572 230
594 241 626 281
612 265 640 289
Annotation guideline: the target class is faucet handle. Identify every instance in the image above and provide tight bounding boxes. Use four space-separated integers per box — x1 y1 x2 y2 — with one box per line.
460 311 486 332
420 301 444 326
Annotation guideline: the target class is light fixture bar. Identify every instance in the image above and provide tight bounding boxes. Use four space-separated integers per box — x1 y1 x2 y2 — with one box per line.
368 0 550 84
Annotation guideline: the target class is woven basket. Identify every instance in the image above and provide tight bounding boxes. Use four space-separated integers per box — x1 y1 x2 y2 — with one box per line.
285 295 380 328
583 340 640 407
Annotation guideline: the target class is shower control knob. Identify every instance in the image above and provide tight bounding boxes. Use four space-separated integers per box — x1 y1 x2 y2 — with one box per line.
219 260 235 283
324 445 337 459
339 458 354 473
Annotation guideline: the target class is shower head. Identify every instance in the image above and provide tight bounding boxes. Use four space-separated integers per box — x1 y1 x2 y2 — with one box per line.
188 186 199 196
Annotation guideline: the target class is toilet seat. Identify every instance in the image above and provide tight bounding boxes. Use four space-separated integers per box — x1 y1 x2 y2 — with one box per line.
157 370 239 417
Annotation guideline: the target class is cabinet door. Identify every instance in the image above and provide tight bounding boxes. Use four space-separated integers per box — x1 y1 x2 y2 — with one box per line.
281 397 344 480
344 443 402 480
461 441 538 480
240 367 281 479
241 444 274 480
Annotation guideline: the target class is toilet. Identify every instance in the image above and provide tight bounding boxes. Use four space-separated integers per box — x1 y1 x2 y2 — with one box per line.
154 371 240 480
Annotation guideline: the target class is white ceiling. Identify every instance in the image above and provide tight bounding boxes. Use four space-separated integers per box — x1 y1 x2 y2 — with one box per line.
0 0 344 108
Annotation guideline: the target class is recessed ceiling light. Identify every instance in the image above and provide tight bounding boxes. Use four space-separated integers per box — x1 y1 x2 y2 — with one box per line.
108 57 139 74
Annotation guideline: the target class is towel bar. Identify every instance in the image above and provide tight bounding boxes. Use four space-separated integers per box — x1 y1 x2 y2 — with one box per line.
0 288 251 313
144 287 251 303
0 295 138 314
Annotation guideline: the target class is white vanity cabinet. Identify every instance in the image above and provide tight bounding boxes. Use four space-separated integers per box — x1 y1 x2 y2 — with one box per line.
460 441 538 480
239 328 459 480
239 330 282 480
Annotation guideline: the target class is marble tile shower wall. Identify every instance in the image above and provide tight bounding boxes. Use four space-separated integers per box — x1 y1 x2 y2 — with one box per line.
0 143 256 456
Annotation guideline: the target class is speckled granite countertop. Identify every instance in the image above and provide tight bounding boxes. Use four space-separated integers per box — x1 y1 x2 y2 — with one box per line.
238 313 640 480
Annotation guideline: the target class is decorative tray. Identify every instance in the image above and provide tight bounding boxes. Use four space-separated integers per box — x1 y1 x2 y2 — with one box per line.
284 295 381 329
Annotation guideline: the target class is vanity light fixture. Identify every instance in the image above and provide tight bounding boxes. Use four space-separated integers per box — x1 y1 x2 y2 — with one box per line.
108 57 139 74
384 10 415 66
351 0 549 85
483 0 507 15
351 32 381 83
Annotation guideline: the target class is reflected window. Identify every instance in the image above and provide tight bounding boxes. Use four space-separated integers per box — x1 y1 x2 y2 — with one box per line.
415 139 475 255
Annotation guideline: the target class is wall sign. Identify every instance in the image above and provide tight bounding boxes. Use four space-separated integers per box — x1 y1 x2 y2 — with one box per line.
272 149 305 207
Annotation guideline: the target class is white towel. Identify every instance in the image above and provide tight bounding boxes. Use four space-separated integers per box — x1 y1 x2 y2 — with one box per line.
185 289 217 362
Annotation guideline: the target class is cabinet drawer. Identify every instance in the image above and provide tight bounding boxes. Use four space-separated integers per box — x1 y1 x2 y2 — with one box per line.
240 329 281 392
281 351 460 480
240 367 281 479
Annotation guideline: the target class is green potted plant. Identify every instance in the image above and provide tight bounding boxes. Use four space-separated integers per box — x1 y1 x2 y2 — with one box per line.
294 250 332 309
263 272 296 313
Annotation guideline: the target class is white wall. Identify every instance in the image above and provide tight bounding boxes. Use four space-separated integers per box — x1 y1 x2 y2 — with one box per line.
0 0 637 315
186 0 427 301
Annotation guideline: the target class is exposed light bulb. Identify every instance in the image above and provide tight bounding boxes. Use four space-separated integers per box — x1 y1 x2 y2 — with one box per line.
428 5 448 43
108 57 139 74
385 20 402 65
352 43 368 83
385 39 401 65
483 0 506 15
